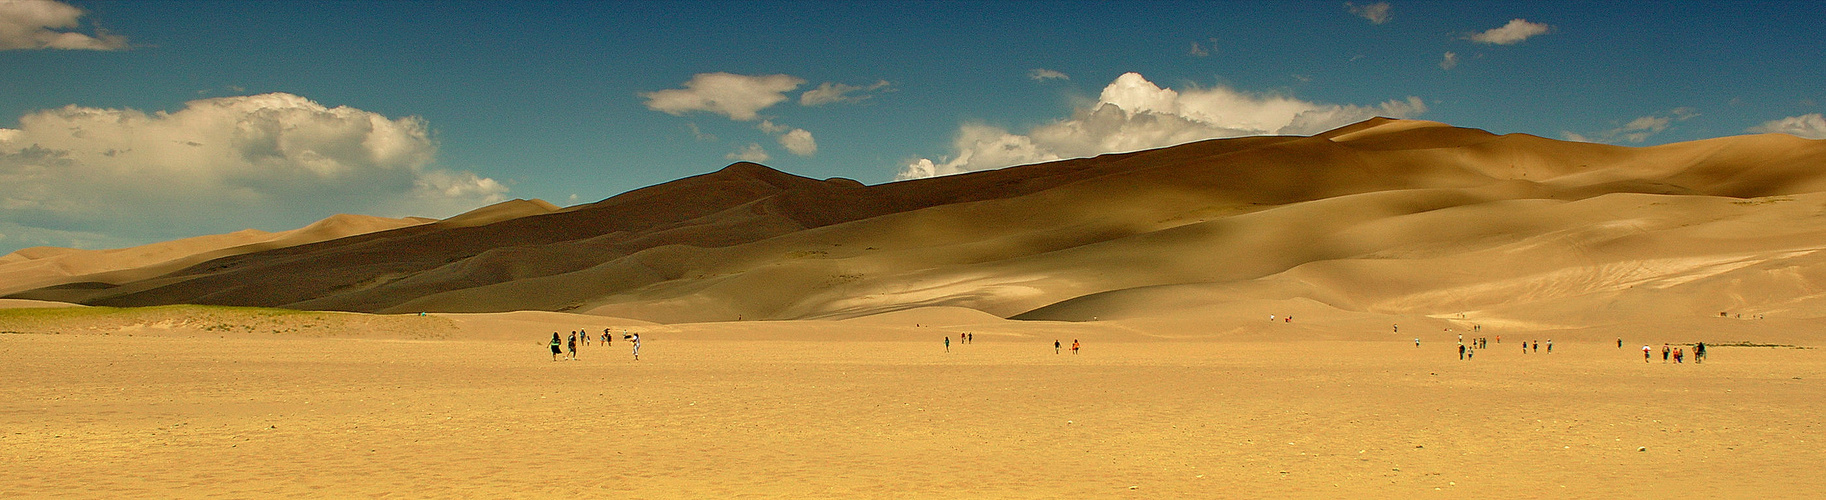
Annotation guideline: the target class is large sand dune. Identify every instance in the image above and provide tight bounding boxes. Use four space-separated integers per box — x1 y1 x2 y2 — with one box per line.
7 118 1826 331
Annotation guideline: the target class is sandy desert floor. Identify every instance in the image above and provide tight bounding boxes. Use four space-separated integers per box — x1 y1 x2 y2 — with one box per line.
3 308 1824 498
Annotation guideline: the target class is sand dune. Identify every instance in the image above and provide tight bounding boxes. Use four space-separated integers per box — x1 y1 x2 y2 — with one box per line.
7 118 1826 333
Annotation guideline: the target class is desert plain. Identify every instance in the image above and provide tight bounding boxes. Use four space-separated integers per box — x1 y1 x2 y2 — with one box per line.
2 300 1821 498
5 119 1826 497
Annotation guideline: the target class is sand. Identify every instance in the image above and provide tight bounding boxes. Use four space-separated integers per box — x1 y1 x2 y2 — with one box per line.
4 307 1822 498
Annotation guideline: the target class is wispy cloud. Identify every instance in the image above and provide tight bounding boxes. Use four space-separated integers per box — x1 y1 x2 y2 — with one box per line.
1188 40 1211 57
1028 68 1070 81
900 72 1425 180
1439 52 1459 70
800 80 891 106
1748 113 1826 139
1345 2 1391 25
1468 19 1552 45
641 72 805 121
0 0 129 51
1561 108 1698 144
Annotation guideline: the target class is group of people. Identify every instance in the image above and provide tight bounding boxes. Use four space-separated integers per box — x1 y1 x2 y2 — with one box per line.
549 328 641 361
1450 333 1560 360
1641 342 1705 363
941 334 1081 355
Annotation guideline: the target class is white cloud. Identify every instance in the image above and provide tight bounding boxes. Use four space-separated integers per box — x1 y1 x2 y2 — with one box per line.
1345 2 1391 25
778 129 817 157
0 0 128 51
1439 52 1459 70
641 72 805 121
1028 68 1070 81
799 80 891 106
1748 113 1826 139
726 143 770 163
1468 19 1552 45
899 72 1426 180
0 93 506 252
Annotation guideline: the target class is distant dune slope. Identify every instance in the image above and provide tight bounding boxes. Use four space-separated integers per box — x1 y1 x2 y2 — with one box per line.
0 214 434 297
8 118 1826 327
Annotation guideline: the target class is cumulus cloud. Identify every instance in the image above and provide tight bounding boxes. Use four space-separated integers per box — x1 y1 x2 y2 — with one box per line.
778 129 817 157
1345 2 1391 25
1028 68 1070 81
899 72 1426 179
0 93 506 252
1468 19 1552 45
726 143 770 163
641 72 805 121
799 80 891 106
1439 52 1459 70
0 0 128 51
1748 113 1826 139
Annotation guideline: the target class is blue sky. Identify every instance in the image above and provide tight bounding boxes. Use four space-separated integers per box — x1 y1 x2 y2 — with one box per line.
2 0 1823 254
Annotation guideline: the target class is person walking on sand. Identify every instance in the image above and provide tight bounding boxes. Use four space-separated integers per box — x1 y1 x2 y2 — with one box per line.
1415 338 1421 348
630 332 641 360
1643 345 1652 362
1696 342 1706 363
1662 344 1671 363
1618 338 1623 348
945 336 951 353
1532 340 1539 353
1072 339 1080 355
567 332 578 360
1459 343 1466 360
1546 339 1553 354
603 329 612 346
549 332 563 361
1674 347 1684 363
1055 340 1062 354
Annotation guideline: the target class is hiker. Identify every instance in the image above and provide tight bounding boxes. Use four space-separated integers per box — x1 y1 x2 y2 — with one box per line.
1055 340 1061 354
549 332 563 361
1695 342 1706 363
631 332 642 360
